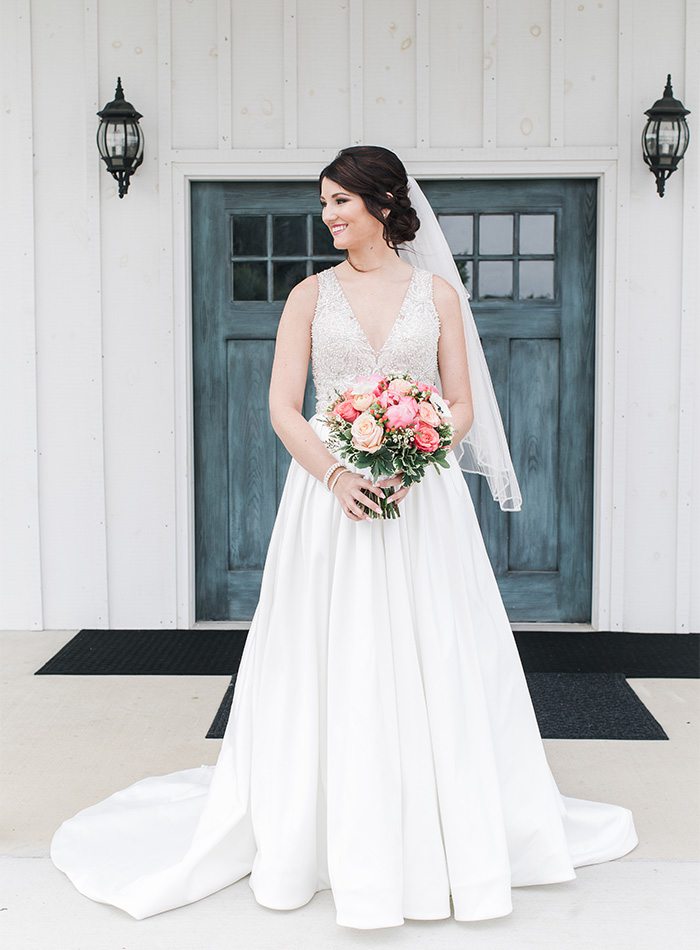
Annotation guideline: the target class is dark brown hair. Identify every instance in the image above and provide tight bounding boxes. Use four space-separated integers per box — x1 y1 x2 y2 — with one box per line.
318 145 420 250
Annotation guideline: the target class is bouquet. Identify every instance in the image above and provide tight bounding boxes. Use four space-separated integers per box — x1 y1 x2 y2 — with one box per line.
324 372 454 519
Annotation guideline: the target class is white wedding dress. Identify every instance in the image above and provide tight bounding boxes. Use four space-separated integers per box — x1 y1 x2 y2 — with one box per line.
50 265 638 928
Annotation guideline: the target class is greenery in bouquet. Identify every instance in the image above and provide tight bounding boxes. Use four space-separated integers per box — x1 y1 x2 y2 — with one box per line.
323 372 454 519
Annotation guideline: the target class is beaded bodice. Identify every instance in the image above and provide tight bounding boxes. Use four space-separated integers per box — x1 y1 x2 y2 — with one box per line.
310 265 441 414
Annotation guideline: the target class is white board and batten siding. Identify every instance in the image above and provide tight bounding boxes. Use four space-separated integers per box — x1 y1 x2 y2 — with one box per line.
1 0 698 632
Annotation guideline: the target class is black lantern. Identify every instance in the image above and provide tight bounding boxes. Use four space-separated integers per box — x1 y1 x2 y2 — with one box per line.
96 77 144 198
642 74 691 197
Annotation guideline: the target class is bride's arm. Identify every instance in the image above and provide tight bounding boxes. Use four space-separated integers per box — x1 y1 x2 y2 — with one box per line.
268 274 344 484
433 275 475 450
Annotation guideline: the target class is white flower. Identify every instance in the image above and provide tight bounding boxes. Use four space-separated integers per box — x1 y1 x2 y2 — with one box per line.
429 391 453 419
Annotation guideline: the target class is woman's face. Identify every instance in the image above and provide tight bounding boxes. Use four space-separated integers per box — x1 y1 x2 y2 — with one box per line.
319 177 386 250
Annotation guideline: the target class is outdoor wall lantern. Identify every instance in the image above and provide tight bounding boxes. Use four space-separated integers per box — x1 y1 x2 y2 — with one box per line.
642 74 691 197
96 77 144 198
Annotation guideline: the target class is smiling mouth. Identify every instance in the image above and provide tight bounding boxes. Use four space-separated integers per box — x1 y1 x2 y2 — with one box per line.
331 224 348 235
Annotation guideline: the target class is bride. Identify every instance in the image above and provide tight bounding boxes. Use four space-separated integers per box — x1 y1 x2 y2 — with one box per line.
50 146 638 929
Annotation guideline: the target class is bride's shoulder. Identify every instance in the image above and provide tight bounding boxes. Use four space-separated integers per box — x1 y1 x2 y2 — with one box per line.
424 271 460 306
280 273 322 327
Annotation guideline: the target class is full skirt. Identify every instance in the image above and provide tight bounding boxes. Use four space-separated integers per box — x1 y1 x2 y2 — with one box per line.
50 412 638 928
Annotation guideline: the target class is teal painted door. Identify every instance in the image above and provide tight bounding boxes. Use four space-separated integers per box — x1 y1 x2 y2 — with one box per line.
192 179 596 622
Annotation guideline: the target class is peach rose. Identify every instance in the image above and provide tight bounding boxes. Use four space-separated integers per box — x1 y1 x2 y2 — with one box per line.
351 391 375 411
387 376 414 395
351 412 385 453
413 421 440 453
384 397 419 430
334 399 361 422
417 401 441 426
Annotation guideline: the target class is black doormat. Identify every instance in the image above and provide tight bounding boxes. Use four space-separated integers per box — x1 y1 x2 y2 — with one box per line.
35 629 248 676
205 671 669 741
35 629 700 678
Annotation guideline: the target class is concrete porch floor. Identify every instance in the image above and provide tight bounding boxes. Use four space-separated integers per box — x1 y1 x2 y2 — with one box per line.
1 629 698 950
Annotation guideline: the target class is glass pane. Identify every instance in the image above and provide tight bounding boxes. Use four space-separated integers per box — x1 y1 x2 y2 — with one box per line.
273 215 307 255
233 261 268 301
479 260 513 299
520 214 555 254
232 215 267 256
312 216 337 255
519 260 554 300
439 215 473 255
273 261 308 300
455 259 473 296
479 214 513 254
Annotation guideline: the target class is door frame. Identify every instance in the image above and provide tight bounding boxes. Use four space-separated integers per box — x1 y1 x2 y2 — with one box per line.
169 157 626 631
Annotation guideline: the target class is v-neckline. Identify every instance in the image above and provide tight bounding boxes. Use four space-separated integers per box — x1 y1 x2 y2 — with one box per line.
331 265 418 359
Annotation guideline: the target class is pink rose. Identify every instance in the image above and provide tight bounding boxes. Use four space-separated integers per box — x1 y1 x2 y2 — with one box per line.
334 399 361 422
417 401 441 426
384 396 419 430
413 421 440 453
387 376 413 395
415 381 439 394
351 412 384 453
377 388 401 408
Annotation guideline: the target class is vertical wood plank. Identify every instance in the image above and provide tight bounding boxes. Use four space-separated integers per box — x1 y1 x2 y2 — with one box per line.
562 0 618 145
29 0 110 626
496 0 550 147
283 0 298 148
608 0 632 629
509 339 560 571
428 0 482 148
362 0 417 147
231 0 285 148
349 0 364 144
550 0 564 146
415 0 430 147
83 0 109 626
297 0 350 146
0 0 43 627
171 0 218 148
483 0 497 146
676 0 700 631
217 0 232 147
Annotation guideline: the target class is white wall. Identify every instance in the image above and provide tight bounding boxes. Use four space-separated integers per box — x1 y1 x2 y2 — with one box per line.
1 0 698 632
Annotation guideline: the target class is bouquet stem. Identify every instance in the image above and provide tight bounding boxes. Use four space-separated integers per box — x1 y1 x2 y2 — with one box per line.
360 484 401 519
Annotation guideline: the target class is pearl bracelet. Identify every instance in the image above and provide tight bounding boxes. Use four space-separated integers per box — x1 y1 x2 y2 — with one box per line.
328 467 351 492
323 461 345 491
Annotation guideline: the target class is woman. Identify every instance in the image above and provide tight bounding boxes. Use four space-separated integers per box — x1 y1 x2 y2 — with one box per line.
50 146 638 929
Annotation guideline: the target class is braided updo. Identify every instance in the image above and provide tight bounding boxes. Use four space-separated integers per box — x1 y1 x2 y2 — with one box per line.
318 146 420 251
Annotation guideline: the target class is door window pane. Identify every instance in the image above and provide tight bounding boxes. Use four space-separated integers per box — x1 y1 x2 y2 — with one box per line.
439 215 473 255
455 259 473 296
479 214 513 254
519 260 554 299
520 214 555 254
273 215 307 255
273 261 308 300
479 260 513 299
312 216 337 255
232 215 267 256
233 261 268 300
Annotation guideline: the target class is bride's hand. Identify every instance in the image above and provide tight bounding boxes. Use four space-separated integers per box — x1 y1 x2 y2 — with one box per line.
331 471 385 520
376 472 410 508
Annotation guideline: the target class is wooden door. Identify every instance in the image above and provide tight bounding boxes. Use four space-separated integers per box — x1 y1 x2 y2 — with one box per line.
191 179 596 622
